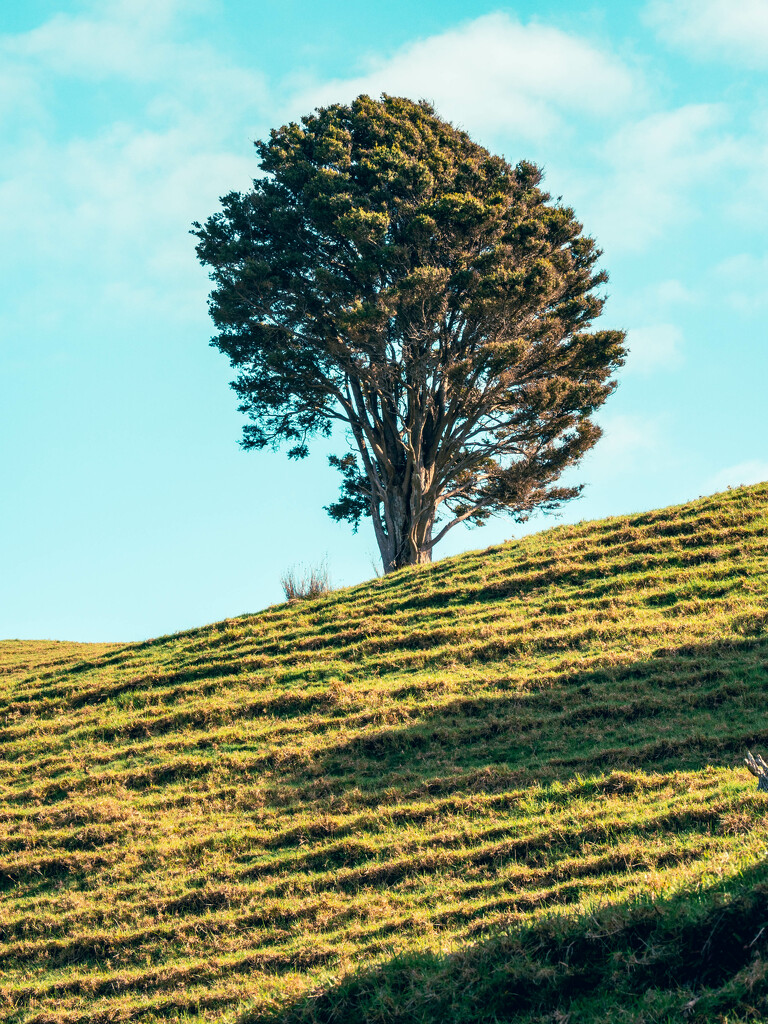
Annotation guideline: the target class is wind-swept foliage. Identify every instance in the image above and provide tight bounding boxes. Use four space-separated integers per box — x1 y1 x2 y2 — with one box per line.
194 94 625 570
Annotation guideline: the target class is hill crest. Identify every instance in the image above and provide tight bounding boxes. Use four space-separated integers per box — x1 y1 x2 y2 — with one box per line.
2 482 768 1023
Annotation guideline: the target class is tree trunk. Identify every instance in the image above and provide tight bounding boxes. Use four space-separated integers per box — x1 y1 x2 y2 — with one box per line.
745 750 768 791
378 487 435 573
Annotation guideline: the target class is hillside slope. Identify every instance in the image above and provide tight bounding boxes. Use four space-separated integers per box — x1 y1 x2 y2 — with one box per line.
2 483 768 1023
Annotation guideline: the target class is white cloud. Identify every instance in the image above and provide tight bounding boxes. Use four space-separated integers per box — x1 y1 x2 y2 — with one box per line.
581 104 740 252
6 0 193 82
646 279 698 307
0 124 257 327
0 6 645 333
1 1 267 124
707 460 768 492
645 0 768 66
292 13 638 144
624 323 684 374
712 253 768 313
0 2 266 326
581 414 663 479
607 279 699 329
0 63 44 129
598 415 661 458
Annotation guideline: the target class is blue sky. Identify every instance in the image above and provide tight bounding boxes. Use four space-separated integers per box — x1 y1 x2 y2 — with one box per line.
2 0 767 642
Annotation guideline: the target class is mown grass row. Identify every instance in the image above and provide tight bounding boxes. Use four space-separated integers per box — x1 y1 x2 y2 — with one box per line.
1 483 768 1022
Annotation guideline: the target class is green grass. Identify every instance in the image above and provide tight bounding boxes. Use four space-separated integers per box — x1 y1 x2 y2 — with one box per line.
2 482 768 1023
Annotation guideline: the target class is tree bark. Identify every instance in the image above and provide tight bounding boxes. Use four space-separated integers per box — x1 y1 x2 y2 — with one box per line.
745 750 768 791
378 481 435 572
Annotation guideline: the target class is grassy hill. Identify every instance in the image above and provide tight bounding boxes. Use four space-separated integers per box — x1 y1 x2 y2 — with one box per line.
2 482 768 1023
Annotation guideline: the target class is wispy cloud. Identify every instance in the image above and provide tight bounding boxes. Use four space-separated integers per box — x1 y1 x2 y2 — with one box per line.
581 104 739 252
292 13 639 144
624 324 684 375
707 460 768 492
645 0 768 66
0 1 266 324
712 252 768 313
6 0 200 81
2 0 267 120
581 414 664 480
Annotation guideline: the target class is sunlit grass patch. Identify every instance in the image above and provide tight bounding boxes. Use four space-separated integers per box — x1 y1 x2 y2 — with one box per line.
1 483 768 1022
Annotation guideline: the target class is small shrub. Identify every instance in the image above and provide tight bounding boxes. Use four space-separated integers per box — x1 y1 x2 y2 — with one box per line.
280 559 331 601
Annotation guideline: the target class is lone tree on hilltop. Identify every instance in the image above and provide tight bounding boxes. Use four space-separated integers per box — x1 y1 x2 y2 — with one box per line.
194 94 626 572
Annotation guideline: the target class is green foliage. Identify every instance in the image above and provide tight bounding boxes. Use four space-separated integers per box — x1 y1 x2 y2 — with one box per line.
193 95 626 570
2 482 768 1022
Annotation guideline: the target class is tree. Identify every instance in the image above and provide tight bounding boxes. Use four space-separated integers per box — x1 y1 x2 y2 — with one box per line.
193 94 626 573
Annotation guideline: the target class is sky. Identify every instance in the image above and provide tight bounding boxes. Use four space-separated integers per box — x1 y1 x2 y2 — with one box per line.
2 0 767 642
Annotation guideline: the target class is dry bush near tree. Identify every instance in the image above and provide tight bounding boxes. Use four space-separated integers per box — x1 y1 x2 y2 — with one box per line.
280 560 331 601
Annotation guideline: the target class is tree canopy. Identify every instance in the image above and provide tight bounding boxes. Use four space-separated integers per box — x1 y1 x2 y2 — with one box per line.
193 94 626 571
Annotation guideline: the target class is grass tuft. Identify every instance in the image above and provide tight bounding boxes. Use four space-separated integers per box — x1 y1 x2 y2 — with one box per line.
280 560 332 601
